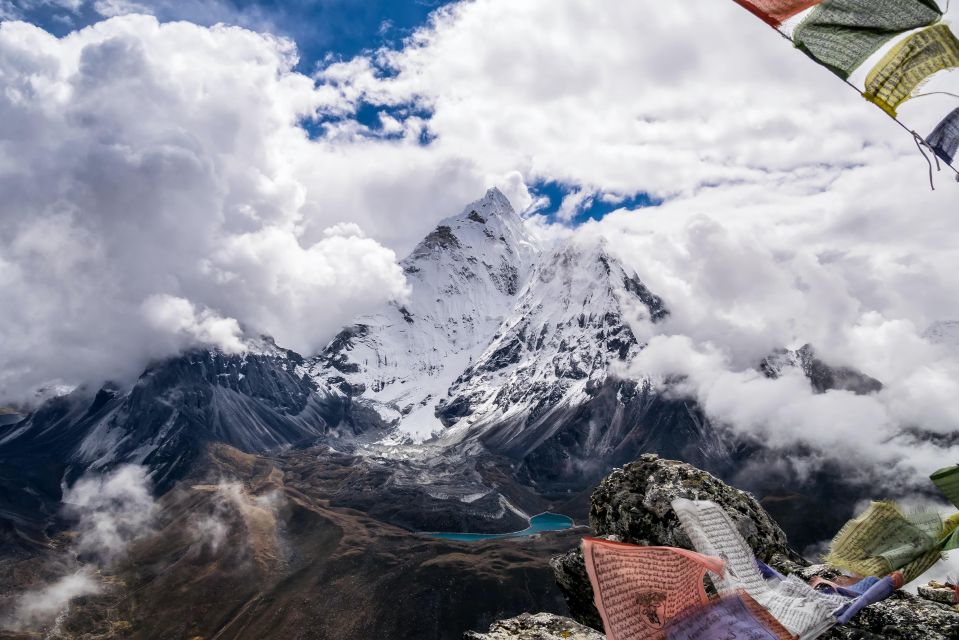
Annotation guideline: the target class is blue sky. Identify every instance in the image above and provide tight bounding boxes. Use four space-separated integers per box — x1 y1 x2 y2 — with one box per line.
10 0 453 71
527 180 661 225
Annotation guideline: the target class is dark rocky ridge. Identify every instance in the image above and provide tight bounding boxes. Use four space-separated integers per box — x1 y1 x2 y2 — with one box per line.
0 345 386 542
761 344 883 395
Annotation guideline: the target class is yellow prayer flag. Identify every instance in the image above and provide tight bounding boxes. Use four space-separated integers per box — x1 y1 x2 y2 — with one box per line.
824 501 940 579
864 24 959 117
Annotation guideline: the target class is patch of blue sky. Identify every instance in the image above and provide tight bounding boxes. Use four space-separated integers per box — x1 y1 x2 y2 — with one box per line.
300 100 435 143
8 0 455 73
526 179 661 225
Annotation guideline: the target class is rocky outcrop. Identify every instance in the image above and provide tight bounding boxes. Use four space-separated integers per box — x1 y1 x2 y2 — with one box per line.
918 583 957 605
464 613 604 640
539 454 959 640
587 454 802 566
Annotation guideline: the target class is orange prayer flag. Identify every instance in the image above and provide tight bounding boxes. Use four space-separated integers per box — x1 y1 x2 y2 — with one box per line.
732 0 822 27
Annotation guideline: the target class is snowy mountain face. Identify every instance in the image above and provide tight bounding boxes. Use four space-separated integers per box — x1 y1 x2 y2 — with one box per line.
431 241 708 485
303 188 730 488
436 241 667 432
0 188 735 532
307 188 540 441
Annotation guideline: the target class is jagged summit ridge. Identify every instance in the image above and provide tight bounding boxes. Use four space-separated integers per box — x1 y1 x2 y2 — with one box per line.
436 237 669 437
307 187 541 441
306 188 678 459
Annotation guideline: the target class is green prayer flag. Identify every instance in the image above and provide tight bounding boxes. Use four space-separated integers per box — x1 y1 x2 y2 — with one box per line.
931 464 959 508
864 24 959 116
794 0 942 78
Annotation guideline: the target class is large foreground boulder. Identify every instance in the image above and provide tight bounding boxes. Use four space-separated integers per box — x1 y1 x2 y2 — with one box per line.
540 454 959 640
551 453 804 630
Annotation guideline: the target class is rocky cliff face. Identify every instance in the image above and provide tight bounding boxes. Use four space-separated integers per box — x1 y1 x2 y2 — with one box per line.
760 344 883 395
0 341 374 539
474 454 959 640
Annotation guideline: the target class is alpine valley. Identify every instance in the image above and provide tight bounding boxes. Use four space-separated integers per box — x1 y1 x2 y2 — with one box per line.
0 189 893 639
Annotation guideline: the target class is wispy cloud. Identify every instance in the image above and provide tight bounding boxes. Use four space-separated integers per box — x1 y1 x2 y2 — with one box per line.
2 465 157 631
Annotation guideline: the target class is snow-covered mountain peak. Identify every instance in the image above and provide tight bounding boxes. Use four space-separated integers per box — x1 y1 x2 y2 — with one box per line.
404 186 536 286
529 237 668 324
308 188 541 441
306 189 678 454
458 186 522 229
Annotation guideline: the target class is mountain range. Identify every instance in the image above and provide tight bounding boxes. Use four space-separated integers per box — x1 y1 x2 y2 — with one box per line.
0 188 890 546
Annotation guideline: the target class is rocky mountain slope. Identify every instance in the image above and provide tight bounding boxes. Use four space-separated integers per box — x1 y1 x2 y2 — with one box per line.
0 443 580 640
0 341 383 543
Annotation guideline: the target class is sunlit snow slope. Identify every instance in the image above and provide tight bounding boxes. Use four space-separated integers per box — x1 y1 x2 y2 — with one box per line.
308 188 539 440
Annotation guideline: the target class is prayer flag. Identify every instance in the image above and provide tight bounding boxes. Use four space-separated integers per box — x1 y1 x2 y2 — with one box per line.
672 499 845 639
793 0 942 78
824 501 940 580
940 513 959 552
732 0 822 27
864 24 959 116
581 538 725 640
665 593 793 640
833 572 904 624
927 108 959 165
931 464 959 508
809 575 880 598
755 559 786 582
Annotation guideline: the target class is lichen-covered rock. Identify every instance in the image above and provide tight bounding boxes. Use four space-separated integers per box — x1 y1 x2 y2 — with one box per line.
464 612 605 640
553 453 803 626
550 454 959 640
588 454 802 566
828 591 959 639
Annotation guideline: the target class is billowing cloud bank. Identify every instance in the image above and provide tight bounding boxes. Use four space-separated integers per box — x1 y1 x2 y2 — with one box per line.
0 16 410 401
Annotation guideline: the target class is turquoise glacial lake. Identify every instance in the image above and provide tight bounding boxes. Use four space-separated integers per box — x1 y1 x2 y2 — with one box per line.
427 512 574 541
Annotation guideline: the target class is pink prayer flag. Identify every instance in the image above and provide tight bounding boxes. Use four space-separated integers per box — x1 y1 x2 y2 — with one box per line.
581 538 725 640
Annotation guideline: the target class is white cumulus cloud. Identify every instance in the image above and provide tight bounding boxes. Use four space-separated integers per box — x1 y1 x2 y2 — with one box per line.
0 15 410 402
